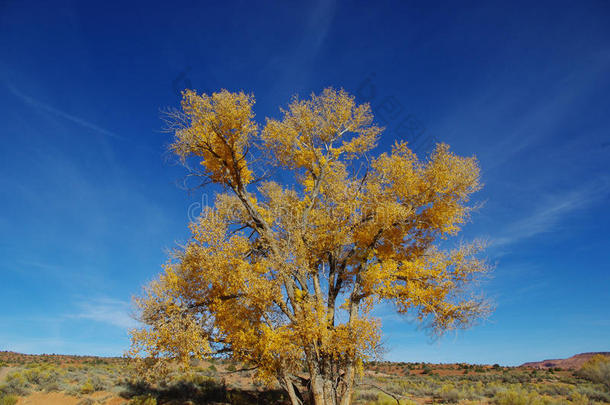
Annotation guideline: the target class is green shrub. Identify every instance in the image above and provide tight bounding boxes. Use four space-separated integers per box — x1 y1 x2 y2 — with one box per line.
2 372 29 396
493 389 557 405
356 390 378 401
437 384 460 403
129 395 157 405
367 393 415 405
575 385 610 402
90 374 107 391
0 394 18 405
568 390 589 405
41 380 61 392
80 379 95 394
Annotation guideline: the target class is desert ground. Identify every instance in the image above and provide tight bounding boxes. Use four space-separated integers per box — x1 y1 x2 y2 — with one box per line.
0 351 609 404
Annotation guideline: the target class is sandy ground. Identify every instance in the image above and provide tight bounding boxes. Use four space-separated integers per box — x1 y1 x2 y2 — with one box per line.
15 391 127 405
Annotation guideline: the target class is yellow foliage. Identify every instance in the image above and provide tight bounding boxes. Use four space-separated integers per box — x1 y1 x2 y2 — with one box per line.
130 87 489 404
577 354 610 388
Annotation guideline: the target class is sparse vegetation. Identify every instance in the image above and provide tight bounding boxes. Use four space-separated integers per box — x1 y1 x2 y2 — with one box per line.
578 354 610 388
0 394 17 405
1 352 609 404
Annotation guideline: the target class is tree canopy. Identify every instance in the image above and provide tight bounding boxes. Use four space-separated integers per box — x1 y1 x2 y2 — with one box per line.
128 87 490 405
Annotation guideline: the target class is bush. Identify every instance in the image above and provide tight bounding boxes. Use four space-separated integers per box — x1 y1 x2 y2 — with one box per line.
367 393 416 405
437 384 460 403
356 390 378 401
0 394 18 405
493 389 557 405
568 390 589 405
80 379 95 394
90 374 108 391
537 382 571 396
577 354 610 388
41 380 61 392
575 385 610 402
1 372 29 396
129 395 157 405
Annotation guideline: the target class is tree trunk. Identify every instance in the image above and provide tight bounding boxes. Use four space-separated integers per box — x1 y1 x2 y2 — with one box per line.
282 373 304 405
338 364 356 405
302 368 354 405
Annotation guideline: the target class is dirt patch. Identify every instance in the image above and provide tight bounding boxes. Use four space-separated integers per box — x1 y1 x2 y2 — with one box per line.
17 392 80 405
15 391 127 405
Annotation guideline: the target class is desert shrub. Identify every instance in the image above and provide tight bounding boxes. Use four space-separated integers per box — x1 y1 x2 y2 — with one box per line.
366 393 415 405
90 374 108 391
568 390 589 405
356 390 378 401
537 382 572 396
1 371 29 396
493 389 560 405
575 385 610 402
481 381 508 398
41 379 61 392
80 379 95 394
0 394 17 405
227 363 237 372
129 395 157 405
436 384 460 403
577 354 610 388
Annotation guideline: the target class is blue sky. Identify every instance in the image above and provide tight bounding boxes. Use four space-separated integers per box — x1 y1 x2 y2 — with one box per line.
1 1 609 366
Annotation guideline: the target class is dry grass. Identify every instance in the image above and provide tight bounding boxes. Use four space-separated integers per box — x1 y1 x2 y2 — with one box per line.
0 353 609 404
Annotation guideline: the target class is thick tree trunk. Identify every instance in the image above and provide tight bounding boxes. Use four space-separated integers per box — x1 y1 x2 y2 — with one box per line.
282 372 354 405
310 374 326 405
338 364 356 405
303 366 355 405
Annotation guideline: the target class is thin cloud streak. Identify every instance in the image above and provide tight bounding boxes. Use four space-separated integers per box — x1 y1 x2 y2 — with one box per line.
70 297 137 330
5 83 126 141
492 182 609 248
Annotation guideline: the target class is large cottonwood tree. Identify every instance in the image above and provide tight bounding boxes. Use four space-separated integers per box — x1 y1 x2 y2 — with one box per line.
129 88 490 405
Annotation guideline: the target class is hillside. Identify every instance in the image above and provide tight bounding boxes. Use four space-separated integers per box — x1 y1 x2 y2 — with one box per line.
520 352 610 370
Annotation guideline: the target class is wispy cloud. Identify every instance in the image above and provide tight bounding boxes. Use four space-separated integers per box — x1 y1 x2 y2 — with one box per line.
5 83 126 140
492 182 609 248
70 297 137 330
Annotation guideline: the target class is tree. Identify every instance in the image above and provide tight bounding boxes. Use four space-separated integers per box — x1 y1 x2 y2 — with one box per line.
577 354 610 388
128 87 490 405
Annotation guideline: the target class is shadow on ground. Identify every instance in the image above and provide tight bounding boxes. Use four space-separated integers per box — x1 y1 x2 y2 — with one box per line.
122 378 290 405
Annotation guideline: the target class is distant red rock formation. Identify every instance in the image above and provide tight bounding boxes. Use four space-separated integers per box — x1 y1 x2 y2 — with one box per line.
520 352 610 370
